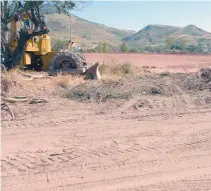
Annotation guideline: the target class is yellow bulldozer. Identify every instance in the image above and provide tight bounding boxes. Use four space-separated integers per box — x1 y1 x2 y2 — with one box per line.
7 13 101 79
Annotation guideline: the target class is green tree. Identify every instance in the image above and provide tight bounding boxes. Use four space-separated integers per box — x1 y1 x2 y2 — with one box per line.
102 43 108 53
167 37 174 49
95 43 103 53
154 45 162 53
129 48 138 52
180 40 186 51
186 44 199 53
197 43 203 53
121 42 129 52
145 46 153 52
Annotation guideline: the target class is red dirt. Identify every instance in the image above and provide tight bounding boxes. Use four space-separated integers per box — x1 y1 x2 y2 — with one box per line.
84 53 211 73
1 57 211 191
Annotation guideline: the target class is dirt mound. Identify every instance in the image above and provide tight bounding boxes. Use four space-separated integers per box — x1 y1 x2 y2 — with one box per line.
64 75 169 102
179 68 211 91
198 68 211 82
64 69 211 103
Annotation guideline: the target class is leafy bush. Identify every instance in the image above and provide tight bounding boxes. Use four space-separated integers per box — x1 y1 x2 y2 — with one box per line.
160 72 170 77
122 63 131 74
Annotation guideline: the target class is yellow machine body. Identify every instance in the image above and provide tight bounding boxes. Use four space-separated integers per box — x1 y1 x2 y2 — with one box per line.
9 13 71 70
7 13 101 80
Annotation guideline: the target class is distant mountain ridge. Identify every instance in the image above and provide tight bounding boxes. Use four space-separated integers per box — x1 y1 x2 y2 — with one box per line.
40 4 135 49
124 25 180 45
40 4 211 51
45 13 135 49
124 24 211 49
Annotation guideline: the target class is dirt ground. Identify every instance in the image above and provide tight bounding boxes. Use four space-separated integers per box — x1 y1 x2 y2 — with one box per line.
1 58 211 191
85 53 211 73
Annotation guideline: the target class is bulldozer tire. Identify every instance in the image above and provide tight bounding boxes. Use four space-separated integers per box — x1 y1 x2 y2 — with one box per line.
49 51 84 70
74 52 86 64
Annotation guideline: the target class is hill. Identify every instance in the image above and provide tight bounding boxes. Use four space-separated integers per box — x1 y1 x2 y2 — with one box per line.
40 4 134 49
172 25 211 37
40 4 211 52
124 24 211 50
169 25 211 46
45 13 134 49
124 25 179 46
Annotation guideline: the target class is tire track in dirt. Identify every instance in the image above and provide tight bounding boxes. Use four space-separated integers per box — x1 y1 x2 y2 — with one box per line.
2 99 210 138
114 178 211 191
2 126 211 178
2 95 211 190
3 165 211 191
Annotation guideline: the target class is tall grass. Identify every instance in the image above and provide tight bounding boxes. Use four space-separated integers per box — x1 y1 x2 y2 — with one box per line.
99 59 146 78
52 73 85 88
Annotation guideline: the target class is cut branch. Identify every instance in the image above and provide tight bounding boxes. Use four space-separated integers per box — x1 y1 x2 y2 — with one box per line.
1 102 15 120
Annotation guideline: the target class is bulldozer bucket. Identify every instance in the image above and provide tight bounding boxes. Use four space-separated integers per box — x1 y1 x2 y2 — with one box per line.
84 62 101 80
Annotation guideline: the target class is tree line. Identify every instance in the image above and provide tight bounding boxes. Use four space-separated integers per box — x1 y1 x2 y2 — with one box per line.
52 37 211 54
85 42 132 53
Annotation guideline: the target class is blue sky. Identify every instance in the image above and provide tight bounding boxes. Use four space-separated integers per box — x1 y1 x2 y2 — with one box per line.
72 1 211 32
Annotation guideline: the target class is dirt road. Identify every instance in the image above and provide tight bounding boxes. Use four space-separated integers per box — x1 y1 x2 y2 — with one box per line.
2 97 211 190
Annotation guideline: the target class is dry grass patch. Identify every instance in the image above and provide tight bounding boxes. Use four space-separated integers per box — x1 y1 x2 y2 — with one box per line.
1 69 24 96
1 69 49 98
52 73 85 88
99 59 149 79
2 69 24 81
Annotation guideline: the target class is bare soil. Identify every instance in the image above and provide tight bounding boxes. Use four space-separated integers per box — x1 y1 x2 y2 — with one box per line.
1 61 211 191
85 53 211 73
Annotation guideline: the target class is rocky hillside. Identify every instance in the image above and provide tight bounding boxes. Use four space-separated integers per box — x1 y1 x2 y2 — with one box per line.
124 24 211 49
40 4 134 49
124 25 179 45
40 4 211 51
45 13 134 49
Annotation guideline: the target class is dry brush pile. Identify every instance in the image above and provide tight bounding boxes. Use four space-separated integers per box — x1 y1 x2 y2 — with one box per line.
1 66 211 105
63 68 211 103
